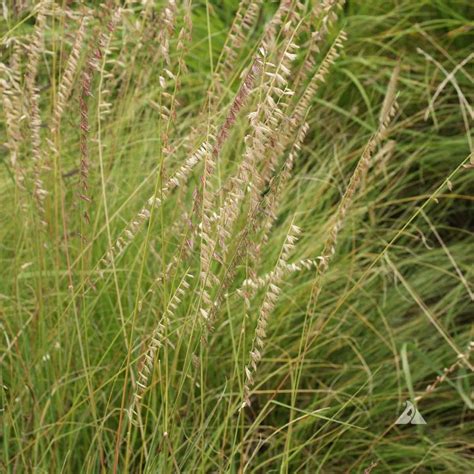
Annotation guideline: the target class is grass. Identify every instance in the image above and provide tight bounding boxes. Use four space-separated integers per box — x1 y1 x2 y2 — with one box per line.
1 0 473 472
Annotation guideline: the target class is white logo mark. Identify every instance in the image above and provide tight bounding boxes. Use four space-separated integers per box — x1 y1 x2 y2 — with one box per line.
395 401 427 425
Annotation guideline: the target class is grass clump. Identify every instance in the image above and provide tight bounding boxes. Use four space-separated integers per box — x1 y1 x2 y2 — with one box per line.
1 1 472 472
